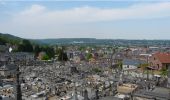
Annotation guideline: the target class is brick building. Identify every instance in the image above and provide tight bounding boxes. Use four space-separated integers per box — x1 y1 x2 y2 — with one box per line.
149 53 170 70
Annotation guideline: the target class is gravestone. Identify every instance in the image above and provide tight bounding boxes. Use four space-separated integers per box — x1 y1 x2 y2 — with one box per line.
83 89 89 100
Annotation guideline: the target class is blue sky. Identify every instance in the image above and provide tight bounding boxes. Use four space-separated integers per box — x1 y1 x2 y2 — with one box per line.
0 1 170 39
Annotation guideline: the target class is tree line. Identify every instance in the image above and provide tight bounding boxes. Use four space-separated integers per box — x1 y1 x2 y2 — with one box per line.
16 39 68 61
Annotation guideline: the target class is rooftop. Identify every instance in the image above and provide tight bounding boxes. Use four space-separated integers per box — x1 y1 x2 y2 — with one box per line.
154 52 170 63
117 84 138 94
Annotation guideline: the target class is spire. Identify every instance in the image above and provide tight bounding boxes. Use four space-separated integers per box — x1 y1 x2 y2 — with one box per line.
15 66 22 100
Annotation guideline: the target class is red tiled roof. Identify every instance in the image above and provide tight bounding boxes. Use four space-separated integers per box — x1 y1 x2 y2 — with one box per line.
154 53 170 63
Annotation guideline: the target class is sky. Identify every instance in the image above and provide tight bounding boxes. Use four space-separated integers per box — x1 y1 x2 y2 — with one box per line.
0 0 170 39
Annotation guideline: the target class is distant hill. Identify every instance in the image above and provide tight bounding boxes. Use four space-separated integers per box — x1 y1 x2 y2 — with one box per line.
33 38 170 46
1 33 170 46
0 33 22 45
32 38 97 45
0 33 43 45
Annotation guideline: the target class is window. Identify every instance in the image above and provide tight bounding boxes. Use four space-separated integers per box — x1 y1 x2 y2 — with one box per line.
166 64 168 69
157 64 159 69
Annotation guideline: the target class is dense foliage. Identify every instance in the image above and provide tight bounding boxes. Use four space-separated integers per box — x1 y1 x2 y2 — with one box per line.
0 33 21 45
0 33 57 60
160 67 168 77
86 53 93 60
42 54 50 60
18 39 33 52
57 47 68 61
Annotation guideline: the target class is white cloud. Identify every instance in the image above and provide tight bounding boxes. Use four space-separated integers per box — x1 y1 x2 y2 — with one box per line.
20 4 46 15
10 2 170 28
12 2 170 23
0 2 170 39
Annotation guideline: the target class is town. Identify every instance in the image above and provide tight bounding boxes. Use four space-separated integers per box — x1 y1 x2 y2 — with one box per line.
0 37 170 100
0 1 170 100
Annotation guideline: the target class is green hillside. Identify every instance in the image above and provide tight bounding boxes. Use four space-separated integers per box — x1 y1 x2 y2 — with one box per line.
0 33 22 45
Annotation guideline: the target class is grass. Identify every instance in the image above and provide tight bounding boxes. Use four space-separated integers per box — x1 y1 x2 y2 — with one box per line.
137 68 161 75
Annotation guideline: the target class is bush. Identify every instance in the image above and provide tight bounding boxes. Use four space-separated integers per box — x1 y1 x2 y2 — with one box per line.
92 68 101 73
160 66 168 77
42 54 50 60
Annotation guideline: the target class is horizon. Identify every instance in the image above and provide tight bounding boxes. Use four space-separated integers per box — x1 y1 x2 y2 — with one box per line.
0 1 170 39
2 32 170 41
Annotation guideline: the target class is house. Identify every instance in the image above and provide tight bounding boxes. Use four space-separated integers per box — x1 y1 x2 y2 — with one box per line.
0 64 17 77
12 52 34 61
149 52 170 70
89 58 96 63
0 52 34 66
0 53 11 62
38 52 46 60
122 59 146 70
117 83 138 94
92 52 99 59
73 56 81 63
0 52 34 62
139 53 151 61
0 45 8 52
113 53 124 63
148 46 160 53
67 51 74 60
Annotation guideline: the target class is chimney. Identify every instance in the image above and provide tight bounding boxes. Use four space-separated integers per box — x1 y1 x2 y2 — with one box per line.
15 66 22 100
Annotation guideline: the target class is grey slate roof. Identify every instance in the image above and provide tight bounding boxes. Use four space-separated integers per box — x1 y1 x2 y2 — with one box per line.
123 59 146 66
0 64 17 71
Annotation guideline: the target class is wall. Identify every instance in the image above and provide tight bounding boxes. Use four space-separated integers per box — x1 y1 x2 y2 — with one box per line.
149 55 162 70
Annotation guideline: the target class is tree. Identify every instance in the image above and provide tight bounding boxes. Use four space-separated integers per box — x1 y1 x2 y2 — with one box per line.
44 46 55 58
34 45 41 57
118 61 123 70
39 46 55 59
18 39 33 52
42 54 50 60
18 44 24 52
57 47 68 61
0 37 7 45
160 66 168 77
86 53 92 60
22 39 33 52
79 46 85 51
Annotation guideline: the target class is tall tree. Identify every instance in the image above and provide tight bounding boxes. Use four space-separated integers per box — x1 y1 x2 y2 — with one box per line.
18 39 33 52
57 47 68 61
23 39 33 52
0 37 7 45
34 45 41 57
45 46 55 59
